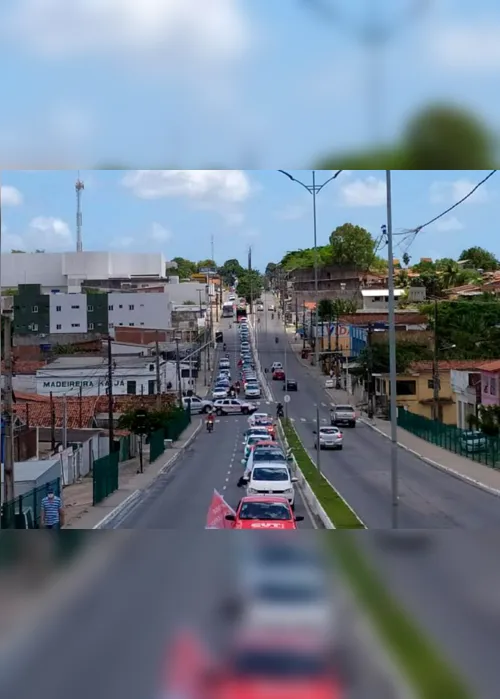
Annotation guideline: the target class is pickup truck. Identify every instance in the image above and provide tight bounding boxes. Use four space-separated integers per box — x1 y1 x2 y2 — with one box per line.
182 395 213 414
331 404 356 428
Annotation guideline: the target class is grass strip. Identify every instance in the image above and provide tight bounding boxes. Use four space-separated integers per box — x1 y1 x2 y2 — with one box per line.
281 418 364 529
331 535 473 699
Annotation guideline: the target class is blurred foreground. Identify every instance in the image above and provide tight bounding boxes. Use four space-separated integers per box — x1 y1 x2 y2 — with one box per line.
0 532 495 698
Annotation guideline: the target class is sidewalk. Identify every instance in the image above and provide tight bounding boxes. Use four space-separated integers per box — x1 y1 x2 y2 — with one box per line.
64 418 202 529
286 329 500 497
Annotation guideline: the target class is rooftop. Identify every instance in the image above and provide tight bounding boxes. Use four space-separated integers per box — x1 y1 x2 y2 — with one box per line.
409 360 486 373
42 355 161 370
477 360 500 373
14 397 97 428
361 289 405 297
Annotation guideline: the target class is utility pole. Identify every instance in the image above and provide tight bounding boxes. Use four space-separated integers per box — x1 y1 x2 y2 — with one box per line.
107 337 114 455
302 302 306 351
2 312 15 505
62 395 68 450
248 246 254 316
50 391 56 451
155 331 162 409
79 385 83 427
315 404 321 474
432 297 440 421
175 337 183 404
335 306 341 389
367 323 374 418
384 169 399 529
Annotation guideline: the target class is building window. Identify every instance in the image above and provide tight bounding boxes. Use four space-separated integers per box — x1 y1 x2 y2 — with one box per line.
140 322 145 325
87 305 94 312
148 380 155 395
129 322 135 326
129 304 134 310
71 305 80 309
109 323 114 328
56 324 62 330
127 380 137 395
71 323 80 328
108 305 114 311
119 304 123 309
32 305 38 313
30 323 38 332
427 379 441 390
89 322 94 330
149 364 155 372
396 380 417 396
56 305 62 312
491 378 497 396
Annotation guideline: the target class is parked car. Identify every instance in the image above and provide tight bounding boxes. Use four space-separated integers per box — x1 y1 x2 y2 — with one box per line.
284 379 298 391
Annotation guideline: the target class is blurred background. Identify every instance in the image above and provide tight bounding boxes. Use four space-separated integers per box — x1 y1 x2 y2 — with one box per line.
0 0 499 168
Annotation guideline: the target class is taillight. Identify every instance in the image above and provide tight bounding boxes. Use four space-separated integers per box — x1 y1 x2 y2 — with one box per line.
339 433 343 438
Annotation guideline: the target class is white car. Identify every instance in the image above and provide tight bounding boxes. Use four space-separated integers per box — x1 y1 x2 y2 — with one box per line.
181 395 213 414
245 383 261 399
219 359 231 370
316 426 343 450
257 304 264 311
271 362 283 372
248 412 269 427
212 386 229 400
245 463 298 507
325 378 335 389
214 398 257 415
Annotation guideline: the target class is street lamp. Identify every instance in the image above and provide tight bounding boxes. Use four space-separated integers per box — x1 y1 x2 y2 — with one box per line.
277 170 343 368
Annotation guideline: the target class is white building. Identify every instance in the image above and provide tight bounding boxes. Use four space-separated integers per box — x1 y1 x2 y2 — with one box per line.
108 291 172 331
49 292 88 333
361 289 405 311
36 355 193 397
164 281 211 305
1 251 168 291
450 369 481 429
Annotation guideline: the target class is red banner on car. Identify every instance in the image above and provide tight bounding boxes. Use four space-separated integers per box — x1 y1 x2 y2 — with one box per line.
205 489 236 529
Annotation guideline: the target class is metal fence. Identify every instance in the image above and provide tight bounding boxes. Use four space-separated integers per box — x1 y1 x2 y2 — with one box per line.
1 477 61 529
397 408 500 469
149 429 165 463
93 451 119 506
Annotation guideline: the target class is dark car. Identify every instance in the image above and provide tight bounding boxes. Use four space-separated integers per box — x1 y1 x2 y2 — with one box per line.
284 379 298 391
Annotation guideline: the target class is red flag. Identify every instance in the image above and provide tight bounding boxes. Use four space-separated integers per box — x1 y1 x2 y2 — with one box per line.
206 489 236 529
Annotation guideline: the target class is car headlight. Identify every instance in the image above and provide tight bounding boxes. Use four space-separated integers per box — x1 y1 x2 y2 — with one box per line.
247 488 258 494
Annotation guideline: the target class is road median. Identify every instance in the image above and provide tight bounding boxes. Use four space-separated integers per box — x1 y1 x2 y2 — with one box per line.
281 418 365 529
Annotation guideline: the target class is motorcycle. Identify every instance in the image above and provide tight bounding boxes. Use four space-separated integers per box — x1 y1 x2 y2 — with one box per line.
275 337 279 344
206 420 214 433
276 405 284 418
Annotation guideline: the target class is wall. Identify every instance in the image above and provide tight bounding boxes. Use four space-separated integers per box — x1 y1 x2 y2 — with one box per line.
1 253 66 288
13 285 50 335
165 282 207 305
361 291 404 311
378 371 456 424
481 371 500 406
108 292 172 330
49 292 88 333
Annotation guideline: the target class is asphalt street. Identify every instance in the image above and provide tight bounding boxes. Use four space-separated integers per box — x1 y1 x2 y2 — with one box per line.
256 295 500 697
256 296 500 529
115 316 314 529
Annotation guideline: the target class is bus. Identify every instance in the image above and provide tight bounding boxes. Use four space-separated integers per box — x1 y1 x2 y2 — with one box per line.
236 307 247 323
222 301 234 318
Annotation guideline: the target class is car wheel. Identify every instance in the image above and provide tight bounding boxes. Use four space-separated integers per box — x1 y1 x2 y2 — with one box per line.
202 405 210 414
338 445 343 450
242 407 249 414
350 422 356 428
216 408 223 416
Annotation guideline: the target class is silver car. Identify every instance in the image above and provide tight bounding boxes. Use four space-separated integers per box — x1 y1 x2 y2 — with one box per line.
315 426 343 450
245 382 261 399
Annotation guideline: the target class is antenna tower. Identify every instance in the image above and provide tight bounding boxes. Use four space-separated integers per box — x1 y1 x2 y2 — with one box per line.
76 172 85 252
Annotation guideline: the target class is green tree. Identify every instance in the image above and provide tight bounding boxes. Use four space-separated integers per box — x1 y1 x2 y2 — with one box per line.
236 270 264 303
329 223 376 269
117 406 177 435
172 257 197 279
459 246 499 272
197 259 216 271
356 341 432 376
11 249 25 253
219 258 244 284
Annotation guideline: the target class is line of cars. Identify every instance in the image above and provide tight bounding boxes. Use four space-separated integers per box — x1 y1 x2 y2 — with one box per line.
225 411 305 530
238 317 263 400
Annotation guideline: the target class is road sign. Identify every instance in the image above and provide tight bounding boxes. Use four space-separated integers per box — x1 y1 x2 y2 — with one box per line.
284 394 291 403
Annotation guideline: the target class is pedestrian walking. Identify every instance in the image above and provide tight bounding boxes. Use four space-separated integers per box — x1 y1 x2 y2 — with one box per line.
40 486 64 529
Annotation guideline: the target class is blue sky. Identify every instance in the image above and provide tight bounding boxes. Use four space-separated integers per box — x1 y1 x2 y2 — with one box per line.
1 170 498 271
1 0 500 167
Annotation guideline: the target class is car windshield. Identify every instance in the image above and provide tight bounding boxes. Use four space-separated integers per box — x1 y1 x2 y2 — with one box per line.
239 502 291 521
252 468 289 481
232 650 327 678
255 545 321 567
253 451 286 462
248 436 266 446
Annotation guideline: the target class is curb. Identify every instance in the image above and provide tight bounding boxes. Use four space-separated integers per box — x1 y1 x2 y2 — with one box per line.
93 420 203 529
359 417 500 499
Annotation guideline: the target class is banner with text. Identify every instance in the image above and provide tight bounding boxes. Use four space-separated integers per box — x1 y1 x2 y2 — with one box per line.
205 489 236 529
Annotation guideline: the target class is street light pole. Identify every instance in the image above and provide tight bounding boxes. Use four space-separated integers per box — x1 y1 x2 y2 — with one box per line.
278 169 343 368
384 170 399 529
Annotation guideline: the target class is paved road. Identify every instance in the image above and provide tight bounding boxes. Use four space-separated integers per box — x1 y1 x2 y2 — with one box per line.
256 295 500 697
114 317 315 529
256 296 500 529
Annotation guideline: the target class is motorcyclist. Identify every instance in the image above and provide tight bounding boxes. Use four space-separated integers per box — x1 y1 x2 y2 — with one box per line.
223 342 227 352
275 336 279 344
235 381 241 395
206 411 215 431
276 402 284 418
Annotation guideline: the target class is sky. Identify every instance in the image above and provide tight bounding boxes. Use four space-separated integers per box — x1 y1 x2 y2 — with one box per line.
1 169 498 271
1 0 500 167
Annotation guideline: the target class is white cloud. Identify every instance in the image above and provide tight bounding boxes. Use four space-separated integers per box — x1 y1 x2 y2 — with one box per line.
110 235 134 248
431 23 500 71
433 216 464 232
338 176 386 207
122 169 252 203
430 180 489 205
3 0 250 65
3 216 73 251
150 222 172 242
274 205 307 221
1 185 23 206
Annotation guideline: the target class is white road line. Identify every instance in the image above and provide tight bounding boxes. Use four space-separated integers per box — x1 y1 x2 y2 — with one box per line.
321 402 327 407
300 418 307 422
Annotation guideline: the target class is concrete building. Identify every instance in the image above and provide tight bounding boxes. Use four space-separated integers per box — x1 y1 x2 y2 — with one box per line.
108 291 172 331
361 288 405 311
164 281 211 305
35 355 193 397
0 251 168 291
450 368 481 429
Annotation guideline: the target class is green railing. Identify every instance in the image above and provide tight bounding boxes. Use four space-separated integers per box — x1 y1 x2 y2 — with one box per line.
1 477 61 529
163 407 191 442
149 429 165 463
93 451 119 505
397 408 500 469
119 435 131 462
